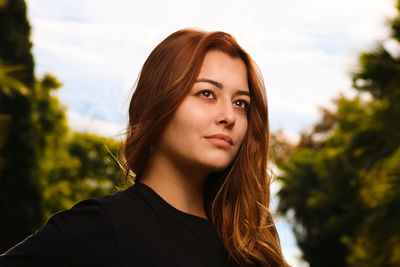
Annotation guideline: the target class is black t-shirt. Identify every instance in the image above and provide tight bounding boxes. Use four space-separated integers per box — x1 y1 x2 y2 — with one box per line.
0 183 234 267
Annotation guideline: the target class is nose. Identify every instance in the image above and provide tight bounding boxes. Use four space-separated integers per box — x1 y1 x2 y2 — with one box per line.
217 100 236 127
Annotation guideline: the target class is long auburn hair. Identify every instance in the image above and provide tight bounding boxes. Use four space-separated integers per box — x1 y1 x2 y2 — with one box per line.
124 28 288 266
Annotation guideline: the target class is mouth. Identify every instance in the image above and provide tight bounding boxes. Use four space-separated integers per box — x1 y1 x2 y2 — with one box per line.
205 134 233 148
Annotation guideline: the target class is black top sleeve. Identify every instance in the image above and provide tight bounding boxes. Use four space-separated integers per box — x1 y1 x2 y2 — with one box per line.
0 199 120 267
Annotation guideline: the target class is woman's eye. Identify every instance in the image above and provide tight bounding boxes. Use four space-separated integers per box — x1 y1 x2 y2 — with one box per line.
233 100 249 110
198 90 214 99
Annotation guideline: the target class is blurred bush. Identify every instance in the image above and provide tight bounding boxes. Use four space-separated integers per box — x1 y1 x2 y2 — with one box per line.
275 1 400 266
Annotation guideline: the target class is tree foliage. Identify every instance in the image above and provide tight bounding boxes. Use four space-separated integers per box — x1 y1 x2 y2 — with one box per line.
276 97 367 266
0 64 43 254
276 2 400 266
0 0 34 87
42 132 121 218
0 0 122 253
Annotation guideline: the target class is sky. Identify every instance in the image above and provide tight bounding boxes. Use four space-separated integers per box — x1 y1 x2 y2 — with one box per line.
25 0 397 265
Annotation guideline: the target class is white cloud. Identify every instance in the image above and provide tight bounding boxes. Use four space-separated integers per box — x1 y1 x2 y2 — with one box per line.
283 247 310 267
67 111 125 140
27 0 397 134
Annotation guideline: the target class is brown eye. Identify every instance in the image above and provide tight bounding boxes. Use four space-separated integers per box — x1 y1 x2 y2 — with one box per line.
233 99 249 110
198 90 215 99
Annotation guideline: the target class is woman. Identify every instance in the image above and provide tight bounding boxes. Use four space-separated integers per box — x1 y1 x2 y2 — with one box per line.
0 29 288 266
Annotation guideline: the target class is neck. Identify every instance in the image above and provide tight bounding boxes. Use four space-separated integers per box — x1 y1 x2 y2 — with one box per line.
140 149 209 220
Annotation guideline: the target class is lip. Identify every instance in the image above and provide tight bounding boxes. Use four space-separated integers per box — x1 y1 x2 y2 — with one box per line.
205 134 233 148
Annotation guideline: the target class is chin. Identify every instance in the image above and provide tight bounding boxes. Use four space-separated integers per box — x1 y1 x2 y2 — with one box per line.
200 157 233 172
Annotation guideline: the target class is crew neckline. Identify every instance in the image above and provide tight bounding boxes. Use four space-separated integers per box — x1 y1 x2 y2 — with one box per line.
131 182 216 233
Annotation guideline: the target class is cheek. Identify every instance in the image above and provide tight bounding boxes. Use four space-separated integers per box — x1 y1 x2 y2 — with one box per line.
236 117 248 145
176 102 211 130
166 104 210 145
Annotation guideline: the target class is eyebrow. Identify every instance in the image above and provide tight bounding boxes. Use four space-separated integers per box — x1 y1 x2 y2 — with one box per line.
196 78 223 89
195 78 250 97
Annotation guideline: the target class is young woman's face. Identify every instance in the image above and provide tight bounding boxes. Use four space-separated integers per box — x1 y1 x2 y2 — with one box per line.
155 50 250 173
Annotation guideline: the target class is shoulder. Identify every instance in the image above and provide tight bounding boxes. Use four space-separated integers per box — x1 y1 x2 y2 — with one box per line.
93 184 151 220
92 184 162 233
1 195 121 266
0 184 154 267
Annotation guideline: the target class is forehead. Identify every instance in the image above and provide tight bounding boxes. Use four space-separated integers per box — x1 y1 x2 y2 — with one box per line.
197 50 249 92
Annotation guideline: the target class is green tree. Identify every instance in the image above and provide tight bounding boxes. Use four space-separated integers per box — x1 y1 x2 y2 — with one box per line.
345 1 400 264
0 66 70 253
0 0 123 252
276 1 400 265
29 74 122 220
0 0 34 87
276 96 367 266
42 132 121 219
0 66 122 252
0 64 43 253
0 1 39 253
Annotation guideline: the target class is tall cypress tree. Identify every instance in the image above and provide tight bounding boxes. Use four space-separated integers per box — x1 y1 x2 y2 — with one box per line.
0 0 34 87
0 0 42 253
